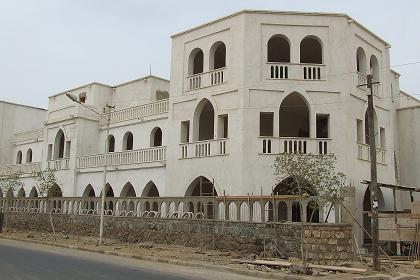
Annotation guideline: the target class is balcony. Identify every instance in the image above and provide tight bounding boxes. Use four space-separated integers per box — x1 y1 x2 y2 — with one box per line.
266 63 326 81
0 162 41 175
259 137 331 155
47 158 70 170
180 139 228 159
76 147 166 169
357 142 386 165
101 99 169 126
185 67 226 92
356 72 380 97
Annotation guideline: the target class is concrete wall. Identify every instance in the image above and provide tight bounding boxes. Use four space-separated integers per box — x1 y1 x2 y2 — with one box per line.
3 212 353 264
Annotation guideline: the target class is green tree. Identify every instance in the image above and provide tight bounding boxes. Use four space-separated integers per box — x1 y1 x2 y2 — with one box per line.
274 153 346 265
0 171 24 200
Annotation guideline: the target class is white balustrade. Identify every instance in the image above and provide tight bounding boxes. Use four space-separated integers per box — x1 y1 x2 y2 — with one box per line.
357 142 386 164
77 147 166 169
47 158 70 170
0 162 41 175
260 137 331 155
101 99 169 125
266 63 325 81
186 67 226 91
356 72 381 97
180 139 228 159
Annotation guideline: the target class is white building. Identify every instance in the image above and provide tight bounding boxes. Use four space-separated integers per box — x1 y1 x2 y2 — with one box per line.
1 10 420 246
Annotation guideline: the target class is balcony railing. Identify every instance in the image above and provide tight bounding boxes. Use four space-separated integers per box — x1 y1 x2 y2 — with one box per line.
180 139 228 159
267 63 326 81
47 158 70 170
357 142 386 164
0 162 41 175
356 72 380 97
259 137 331 155
101 99 169 125
186 67 226 91
77 147 166 169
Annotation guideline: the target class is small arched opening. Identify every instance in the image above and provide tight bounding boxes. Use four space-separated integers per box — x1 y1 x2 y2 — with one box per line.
188 48 204 75
210 41 226 70
54 129 65 159
267 35 290 63
150 127 162 147
141 181 160 197
16 151 22 164
279 92 310 138
123 132 134 151
26 149 33 163
300 36 323 64
108 135 115 153
193 98 215 141
82 184 96 197
356 47 367 74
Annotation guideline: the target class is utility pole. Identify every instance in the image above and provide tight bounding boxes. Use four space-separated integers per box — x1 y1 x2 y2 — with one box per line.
366 74 380 271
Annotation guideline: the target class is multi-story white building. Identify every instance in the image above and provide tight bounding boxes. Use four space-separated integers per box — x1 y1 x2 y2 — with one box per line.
1 10 420 246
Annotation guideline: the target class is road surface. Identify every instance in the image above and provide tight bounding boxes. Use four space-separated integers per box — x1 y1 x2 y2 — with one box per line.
0 238 257 280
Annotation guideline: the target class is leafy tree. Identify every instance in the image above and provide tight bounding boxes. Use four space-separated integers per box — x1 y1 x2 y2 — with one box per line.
0 171 24 200
274 153 346 265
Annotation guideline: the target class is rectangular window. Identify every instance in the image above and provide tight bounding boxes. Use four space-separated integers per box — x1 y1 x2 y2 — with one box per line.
260 112 274 136
65 141 71 158
356 119 363 143
380 127 386 149
47 144 53 160
316 114 329 138
218 114 228 138
180 121 190 143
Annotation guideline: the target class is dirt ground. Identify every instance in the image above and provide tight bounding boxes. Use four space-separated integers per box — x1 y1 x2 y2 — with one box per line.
1 228 419 279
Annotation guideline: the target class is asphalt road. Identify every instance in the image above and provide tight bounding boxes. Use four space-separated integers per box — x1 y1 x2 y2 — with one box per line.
0 239 256 280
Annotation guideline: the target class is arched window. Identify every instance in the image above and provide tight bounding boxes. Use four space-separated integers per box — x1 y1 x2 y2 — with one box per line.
29 187 38 198
300 36 323 64
210 42 226 70
141 181 160 197
120 182 136 197
279 92 310 138
188 48 204 75
16 151 22 164
54 129 65 159
123 132 133 151
193 99 215 141
108 135 115 153
26 149 33 163
370 55 379 81
356 47 367 74
150 127 162 147
267 35 290 63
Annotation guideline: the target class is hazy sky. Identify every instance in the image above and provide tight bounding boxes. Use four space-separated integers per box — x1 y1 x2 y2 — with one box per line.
0 0 419 108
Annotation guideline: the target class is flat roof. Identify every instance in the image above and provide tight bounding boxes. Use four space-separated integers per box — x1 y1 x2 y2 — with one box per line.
171 9 390 46
0 100 47 111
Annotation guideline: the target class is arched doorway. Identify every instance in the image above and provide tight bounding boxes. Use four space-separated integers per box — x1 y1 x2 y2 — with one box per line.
210 41 226 70
189 48 204 75
300 36 323 64
48 184 63 197
356 47 367 74
267 35 290 63
108 135 115 152
26 149 33 163
141 181 160 198
29 187 38 198
82 184 96 210
150 127 162 147
185 176 218 219
193 99 215 141
123 132 134 151
54 129 65 159
120 182 136 197
17 187 26 198
370 55 379 81
279 92 310 138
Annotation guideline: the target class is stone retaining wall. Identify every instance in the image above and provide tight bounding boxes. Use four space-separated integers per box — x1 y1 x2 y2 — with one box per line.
2 212 353 264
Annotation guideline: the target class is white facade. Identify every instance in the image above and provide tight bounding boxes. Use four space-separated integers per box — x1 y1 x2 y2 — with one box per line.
1 10 420 244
